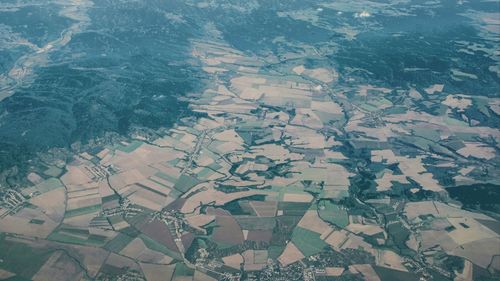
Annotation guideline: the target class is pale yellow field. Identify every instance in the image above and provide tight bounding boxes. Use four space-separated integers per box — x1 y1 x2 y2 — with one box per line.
374 250 407 272
457 142 496 160
452 237 500 268
424 84 444 94
325 267 344 276
347 223 384 236
297 210 332 235
349 264 381 281
180 184 273 214
447 217 498 245
0 269 15 280
222 253 244 269
375 170 409 191
454 260 473 281
324 230 349 249
278 242 305 266
194 270 218 281
0 208 58 238
29 187 66 223
185 214 216 230
442 94 472 111
282 192 313 203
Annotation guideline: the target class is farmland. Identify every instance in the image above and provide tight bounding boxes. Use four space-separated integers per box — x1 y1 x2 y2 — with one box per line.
0 1 499 280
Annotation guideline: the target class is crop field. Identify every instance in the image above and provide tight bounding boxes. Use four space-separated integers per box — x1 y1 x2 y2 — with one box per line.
0 235 52 279
291 227 328 257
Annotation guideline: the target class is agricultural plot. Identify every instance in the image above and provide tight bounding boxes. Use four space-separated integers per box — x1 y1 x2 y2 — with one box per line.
1 6 499 280
291 227 328 257
318 200 349 228
0 236 52 279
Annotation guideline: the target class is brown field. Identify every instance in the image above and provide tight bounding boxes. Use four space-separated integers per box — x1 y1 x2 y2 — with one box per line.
212 213 244 246
246 230 273 243
137 219 179 253
77 247 109 275
140 263 176 281
119 235 172 262
120 238 147 259
242 249 268 271
127 185 173 211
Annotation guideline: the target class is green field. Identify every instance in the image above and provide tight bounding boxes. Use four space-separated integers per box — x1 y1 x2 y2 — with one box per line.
317 200 349 228
173 262 195 278
268 245 285 260
234 216 276 230
43 166 63 177
3 275 33 281
373 266 419 281
48 230 107 246
65 204 102 218
29 218 46 225
291 227 328 257
104 233 135 253
0 235 52 279
278 201 310 216
36 178 64 193
154 171 177 184
102 194 120 203
174 174 201 193
115 140 143 153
